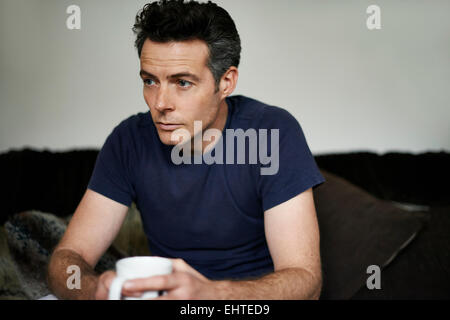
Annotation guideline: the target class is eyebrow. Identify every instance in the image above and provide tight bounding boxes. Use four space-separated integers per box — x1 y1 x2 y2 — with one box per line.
139 70 200 83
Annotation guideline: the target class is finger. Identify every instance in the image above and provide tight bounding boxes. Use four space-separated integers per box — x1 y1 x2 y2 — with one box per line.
123 274 180 292
97 270 141 299
95 270 116 300
102 271 117 288
121 289 144 298
95 281 109 300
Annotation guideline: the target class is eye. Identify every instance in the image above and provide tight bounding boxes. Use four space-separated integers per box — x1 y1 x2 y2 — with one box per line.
178 79 192 88
143 79 156 86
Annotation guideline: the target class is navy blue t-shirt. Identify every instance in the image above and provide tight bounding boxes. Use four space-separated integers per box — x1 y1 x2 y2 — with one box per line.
87 95 325 280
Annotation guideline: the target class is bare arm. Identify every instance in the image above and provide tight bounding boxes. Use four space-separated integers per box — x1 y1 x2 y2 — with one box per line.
47 248 99 300
214 187 322 299
215 267 319 300
47 189 129 299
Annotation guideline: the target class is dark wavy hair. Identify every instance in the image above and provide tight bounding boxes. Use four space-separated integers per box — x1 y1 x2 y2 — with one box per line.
132 0 241 89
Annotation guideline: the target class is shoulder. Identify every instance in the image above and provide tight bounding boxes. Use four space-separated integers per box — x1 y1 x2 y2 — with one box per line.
228 95 300 130
114 111 151 130
109 111 152 138
102 111 154 157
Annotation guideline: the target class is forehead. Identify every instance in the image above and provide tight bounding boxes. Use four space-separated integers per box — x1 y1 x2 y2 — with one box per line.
140 39 210 72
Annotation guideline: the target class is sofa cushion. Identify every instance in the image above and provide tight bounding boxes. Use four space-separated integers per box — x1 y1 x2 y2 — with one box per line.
314 170 427 300
352 205 450 299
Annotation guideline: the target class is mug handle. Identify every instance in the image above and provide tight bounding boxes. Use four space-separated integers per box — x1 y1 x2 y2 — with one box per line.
108 277 126 300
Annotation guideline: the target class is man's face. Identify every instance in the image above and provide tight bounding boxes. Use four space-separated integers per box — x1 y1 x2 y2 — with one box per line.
139 38 225 147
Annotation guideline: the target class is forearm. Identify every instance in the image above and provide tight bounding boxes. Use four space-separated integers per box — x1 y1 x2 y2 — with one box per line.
47 248 99 300
214 267 322 300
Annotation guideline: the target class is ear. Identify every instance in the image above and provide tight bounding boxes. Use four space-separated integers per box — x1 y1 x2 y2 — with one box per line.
218 67 239 100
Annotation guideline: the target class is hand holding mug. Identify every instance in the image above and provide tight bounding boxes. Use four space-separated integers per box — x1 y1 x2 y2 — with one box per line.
121 258 216 300
106 256 173 300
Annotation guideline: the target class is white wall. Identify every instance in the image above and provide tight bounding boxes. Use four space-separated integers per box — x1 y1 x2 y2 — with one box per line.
1 0 449 154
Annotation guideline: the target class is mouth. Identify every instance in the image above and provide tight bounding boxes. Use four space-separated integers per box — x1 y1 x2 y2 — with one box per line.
156 122 183 131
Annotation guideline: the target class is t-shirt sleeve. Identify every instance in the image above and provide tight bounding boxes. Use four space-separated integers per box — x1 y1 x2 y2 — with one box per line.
87 125 136 207
257 108 325 212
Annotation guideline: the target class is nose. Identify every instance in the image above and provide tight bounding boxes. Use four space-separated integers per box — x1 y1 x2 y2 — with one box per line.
153 85 174 113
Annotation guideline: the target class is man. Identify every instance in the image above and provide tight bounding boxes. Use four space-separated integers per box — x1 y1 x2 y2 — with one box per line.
47 0 325 300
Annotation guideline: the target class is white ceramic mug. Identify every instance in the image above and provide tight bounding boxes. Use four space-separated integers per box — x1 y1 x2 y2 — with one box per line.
108 256 173 300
